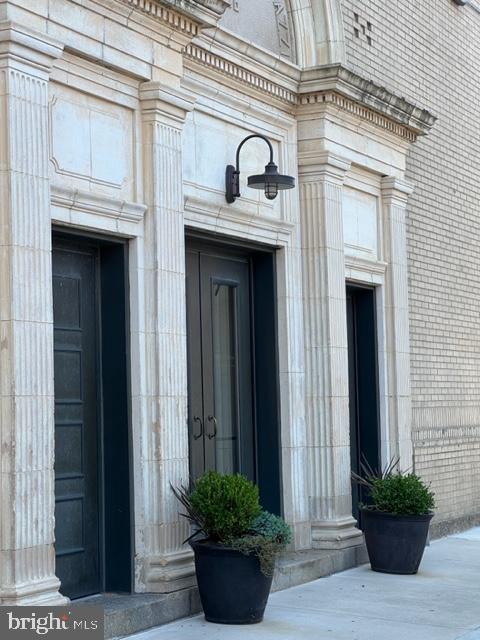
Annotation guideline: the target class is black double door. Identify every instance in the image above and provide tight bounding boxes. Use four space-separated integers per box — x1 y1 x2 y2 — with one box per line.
53 236 131 600
186 243 256 482
346 285 380 524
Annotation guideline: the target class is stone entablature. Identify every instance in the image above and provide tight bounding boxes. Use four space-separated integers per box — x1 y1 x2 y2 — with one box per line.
300 65 436 138
123 0 230 29
185 33 436 141
184 42 298 105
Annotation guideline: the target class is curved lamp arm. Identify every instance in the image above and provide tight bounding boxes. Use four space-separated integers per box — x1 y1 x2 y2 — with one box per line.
226 134 275 204
235 134 274 172
225 133 294 203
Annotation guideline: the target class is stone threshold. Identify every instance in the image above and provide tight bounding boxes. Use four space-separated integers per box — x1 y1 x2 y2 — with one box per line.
77 544 368 639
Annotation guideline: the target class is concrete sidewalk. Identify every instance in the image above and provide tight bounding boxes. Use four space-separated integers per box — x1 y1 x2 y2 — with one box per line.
128 528 480 640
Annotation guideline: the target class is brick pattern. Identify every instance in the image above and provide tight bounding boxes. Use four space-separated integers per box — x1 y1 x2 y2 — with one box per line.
341 0 480 523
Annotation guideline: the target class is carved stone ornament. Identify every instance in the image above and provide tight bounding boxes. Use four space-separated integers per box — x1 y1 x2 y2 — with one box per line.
159 0 231 18
273 0 293 60
193 0 232 16
123 0 230 31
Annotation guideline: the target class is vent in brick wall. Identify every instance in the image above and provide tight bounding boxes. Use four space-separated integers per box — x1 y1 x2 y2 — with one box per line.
353 12 372 46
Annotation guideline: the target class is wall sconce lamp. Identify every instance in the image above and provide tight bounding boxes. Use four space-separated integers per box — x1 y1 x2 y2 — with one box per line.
225 134 295 203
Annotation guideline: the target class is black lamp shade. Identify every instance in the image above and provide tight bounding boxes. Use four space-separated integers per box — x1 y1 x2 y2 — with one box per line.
226 135 296 204
247 162 295 200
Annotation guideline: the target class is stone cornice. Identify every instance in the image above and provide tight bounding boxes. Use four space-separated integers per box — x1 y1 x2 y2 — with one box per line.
184 41 436 141
123 0 200 36
198 26 301 81
184 42 298 106
123 0 229 31
300 65 437 137
299 91 419 142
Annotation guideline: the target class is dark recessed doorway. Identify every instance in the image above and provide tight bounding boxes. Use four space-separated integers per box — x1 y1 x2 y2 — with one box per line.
185 235 282 515
53 232 132 599
346 284 381 526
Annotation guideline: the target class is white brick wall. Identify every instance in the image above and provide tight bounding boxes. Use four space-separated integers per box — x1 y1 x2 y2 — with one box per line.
341 0 480 525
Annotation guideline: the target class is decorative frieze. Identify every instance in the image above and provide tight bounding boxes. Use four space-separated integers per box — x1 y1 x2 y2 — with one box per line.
123 0 200 35
184 40 435 140
123 0 229 31
184 43 297 105
300 65 436 136
299 92 418 142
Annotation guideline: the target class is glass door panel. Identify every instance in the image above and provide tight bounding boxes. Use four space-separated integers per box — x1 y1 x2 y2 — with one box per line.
211 282 239 475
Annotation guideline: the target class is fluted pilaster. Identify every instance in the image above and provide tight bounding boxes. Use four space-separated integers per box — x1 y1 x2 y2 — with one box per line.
139 82 196 593
276 225 311 550
0 21 64 604
299 153 363 549
381 177 414 468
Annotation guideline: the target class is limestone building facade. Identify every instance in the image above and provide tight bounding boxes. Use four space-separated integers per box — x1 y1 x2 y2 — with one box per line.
0 0 477 615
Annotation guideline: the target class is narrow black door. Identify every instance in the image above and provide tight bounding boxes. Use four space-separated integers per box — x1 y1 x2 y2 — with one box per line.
347 285 380 525
53 236 132 599
186 245 255 481
53 244 101 599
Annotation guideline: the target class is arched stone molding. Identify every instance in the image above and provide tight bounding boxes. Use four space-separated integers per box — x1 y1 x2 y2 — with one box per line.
289 0 346 67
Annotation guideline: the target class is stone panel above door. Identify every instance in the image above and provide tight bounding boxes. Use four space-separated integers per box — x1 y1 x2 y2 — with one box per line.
49 83 135 199
342 168 382 263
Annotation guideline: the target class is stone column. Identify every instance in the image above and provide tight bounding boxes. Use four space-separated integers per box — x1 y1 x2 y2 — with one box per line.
381 177 414 469
299 152 363 549
0 22 65 604
139 82 196 593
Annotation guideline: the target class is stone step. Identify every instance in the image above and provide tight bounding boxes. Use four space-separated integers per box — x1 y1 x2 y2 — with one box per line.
76 544 368 638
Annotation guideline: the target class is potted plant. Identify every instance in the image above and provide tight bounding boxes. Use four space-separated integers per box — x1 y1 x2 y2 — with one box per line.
352 458 435 575
172 471 291 624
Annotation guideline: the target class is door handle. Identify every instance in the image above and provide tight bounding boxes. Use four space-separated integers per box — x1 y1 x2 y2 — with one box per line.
206 415 218 439
193 416 204 440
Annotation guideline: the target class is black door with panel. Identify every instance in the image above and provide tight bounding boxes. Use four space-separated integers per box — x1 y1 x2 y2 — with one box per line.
186 245 255 482
53 236 131 600
346 285 380 525
53 244 101 599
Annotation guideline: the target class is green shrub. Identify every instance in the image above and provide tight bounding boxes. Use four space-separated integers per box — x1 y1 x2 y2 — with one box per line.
172 474 292 575
352 457 435 515
187 471 261 541
368 473 435 515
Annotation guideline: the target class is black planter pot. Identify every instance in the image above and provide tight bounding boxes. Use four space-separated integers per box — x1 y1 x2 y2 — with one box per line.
190 539 273 624
362 509 433 574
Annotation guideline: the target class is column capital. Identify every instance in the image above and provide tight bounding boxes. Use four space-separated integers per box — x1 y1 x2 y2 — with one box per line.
0 21 63 75
140 82 196 126
298 151 351 184
381 176 414 205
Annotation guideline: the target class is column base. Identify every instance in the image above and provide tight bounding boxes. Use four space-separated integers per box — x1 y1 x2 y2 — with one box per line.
291 521 312 551
311 517 364 550
145 549 196 593
0 576 68 606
